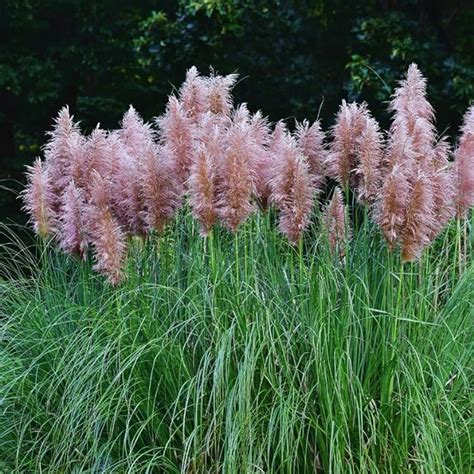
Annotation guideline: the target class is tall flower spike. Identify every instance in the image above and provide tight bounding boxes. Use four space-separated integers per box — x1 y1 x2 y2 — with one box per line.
454 105 474 219
216 121 256 232
355 115 384 204
141 144 181 234
326 100 368 187
179 66 208 121
206 70 238 116
270 135 314 243
119 106 155 159
156 96 195 188
82 126 111 194
59 181 89 258
375 163 411 250
88 172 126 285
428 137 455 240
22 158 56 239
294 119 326 191
400 171 435 262
322 187 351 258
43 106 83 210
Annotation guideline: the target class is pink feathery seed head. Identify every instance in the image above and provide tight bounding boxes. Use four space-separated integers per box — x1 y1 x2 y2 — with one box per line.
43 106 83 209
269 120 289 155
188 142 219 236
179 66 208 121
206 69 238 116
232 103 251 126
141 144 181 234
294 119 326 191
454 105 474 219
270 135 314 243
216 121 256 232
374 163 411 250
88 171 126 285
82 125 112 193
22 158 57 239
355 115 384 204
120 106 155 159
59 181 89 258
383 122 416 176
400 170 435 262
322 187 351 257
156 96 195 187
326 100 368 187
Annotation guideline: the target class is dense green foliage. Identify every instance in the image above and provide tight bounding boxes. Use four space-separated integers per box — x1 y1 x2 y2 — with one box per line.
0 212 472 472
1 0 473 224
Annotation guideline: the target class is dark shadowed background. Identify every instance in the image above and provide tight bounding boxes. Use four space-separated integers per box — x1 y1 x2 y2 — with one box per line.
1 0 473 226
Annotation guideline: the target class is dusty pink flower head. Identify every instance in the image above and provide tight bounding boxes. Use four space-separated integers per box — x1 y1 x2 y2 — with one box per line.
59 181 89 258
374 163 411 250
88 171 126 285
326 100 368 187
322 187 351 258
119 106 155 159
206 70 238 116
454 105 474 219
294 119 326 191
43 106 84 209
401 171 435 262
141 144 181 234
82 125 111 193
270 134 314 243
216 120 256 232
390 64 436 162
354 115 384 204
22 158 57 239
179 66 208 121
156 96 195 187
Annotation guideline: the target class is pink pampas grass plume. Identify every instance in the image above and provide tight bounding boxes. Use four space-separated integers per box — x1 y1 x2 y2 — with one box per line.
355 115 384 204
82 126 111 193
22 158 57 239
400 171 435 262
59 181 89 258
141 144 181 234
206 69 238 116
156 96 195 187
428 137 455 239
326 100 368 187
43 106 83 209
322 187 351 257
88 172 126 285
216 121 256 232
119 106 155 159
454 105 474 219
270 135 314 243
374 164 411 250
294 119 326 190
179 66 208 121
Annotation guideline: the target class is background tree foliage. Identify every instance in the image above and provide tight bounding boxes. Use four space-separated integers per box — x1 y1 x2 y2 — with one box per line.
1 0 473 224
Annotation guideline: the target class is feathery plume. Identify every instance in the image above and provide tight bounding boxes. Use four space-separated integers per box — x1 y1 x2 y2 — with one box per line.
270 135 314 243
179 66 208 121
59 181 89 258
88 172 126 285
22 158 57 239
156 96 195 187
400 171 435 262
141 144 181 234
206 70 238 116
322 187 351 257
82 126 111 194
294 119 326 190
43 106 83 209
216 121 256 232
326 100 368 187
375 164 411 249
454 105 474 219
354 115 384 204
119 106 155 159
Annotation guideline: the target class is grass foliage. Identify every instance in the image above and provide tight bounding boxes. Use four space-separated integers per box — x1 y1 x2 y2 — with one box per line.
0 211 472 473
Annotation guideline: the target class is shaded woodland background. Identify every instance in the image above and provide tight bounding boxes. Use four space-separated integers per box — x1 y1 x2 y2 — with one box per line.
1 0 473 225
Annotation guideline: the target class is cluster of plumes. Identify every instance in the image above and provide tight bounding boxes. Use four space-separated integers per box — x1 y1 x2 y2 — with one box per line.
374 64 473 261
22 64 474 283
